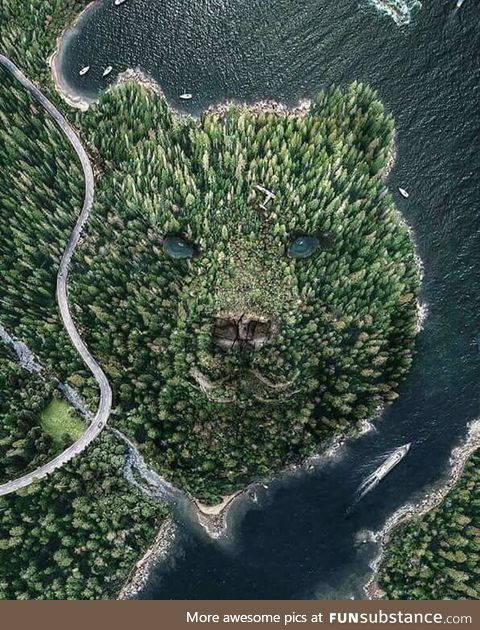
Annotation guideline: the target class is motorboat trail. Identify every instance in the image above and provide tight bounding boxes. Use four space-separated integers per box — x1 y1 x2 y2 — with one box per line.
355 443 412 501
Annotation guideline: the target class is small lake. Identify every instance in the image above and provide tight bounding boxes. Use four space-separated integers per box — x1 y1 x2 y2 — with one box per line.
56 0 480 599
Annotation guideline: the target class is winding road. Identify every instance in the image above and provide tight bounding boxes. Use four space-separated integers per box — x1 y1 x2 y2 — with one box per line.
0 54 112 496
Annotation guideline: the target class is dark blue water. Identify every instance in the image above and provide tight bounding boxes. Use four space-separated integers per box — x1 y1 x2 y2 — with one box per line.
57 0 480 598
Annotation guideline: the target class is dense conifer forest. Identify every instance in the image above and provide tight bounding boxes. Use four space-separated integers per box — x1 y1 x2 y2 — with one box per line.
0 346 57 483
0 0 167 599
69 80 419 503
0 429 168 599
0 0 423 599
380 452 480 599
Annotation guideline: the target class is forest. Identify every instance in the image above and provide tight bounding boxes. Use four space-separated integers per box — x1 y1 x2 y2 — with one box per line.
67 79 420 504
1 0 420 598
0 6 422 504
379 451 480 599
0 425 168 599
0 344 57 483
0 0 167 599
0 338 166 599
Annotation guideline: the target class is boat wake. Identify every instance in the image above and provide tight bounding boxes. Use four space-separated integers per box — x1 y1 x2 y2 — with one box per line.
365 0 422 26
353 443 411 504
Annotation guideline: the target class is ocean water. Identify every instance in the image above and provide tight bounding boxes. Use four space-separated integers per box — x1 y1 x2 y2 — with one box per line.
56 0 480 599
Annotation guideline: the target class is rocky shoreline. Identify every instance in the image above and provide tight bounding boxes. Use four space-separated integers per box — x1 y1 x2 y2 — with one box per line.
117 518 177 600
364 418 480 599
205 98 312 119
115 406 401 597
188 413 380 541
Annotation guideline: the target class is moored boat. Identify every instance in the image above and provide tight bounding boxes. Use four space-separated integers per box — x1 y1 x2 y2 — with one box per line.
180 93 193 100
399 187 409 199
114 0 128 6
79 65 90 76
102 66 113 77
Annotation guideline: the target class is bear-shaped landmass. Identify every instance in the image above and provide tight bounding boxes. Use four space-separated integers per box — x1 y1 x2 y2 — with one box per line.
73 80 420 505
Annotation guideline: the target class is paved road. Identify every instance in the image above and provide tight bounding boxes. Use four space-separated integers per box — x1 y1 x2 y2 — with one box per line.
0 55 112 496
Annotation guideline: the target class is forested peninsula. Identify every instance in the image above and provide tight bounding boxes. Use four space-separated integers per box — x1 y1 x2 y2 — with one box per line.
379 450 480 599
70 79 419 504
1 0 420 599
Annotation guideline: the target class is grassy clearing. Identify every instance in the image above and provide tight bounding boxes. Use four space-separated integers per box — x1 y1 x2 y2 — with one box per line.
40 399 85 446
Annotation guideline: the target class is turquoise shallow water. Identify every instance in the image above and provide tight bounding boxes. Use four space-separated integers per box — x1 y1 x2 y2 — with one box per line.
57 0 480 599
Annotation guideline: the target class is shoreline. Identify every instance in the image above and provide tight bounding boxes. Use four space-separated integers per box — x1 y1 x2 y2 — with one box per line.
195 491 240 516
50 50 315 121
49 48 93 111
117 401 406 597
48 0 99 111
364 418 480 599
118 517 177 599
48 4 313 122
205 97 312 119
193 492 242 539
190 413 379 540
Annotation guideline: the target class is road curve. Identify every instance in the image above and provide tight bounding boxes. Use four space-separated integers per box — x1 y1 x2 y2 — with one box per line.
0 54 112 496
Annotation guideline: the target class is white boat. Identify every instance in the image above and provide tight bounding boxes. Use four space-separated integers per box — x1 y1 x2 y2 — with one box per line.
399 187 410 199
79 66 90 76
456 0 465 8
102 66 113 77
357 443 411 500
114 0 128 6
180 93 193 100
